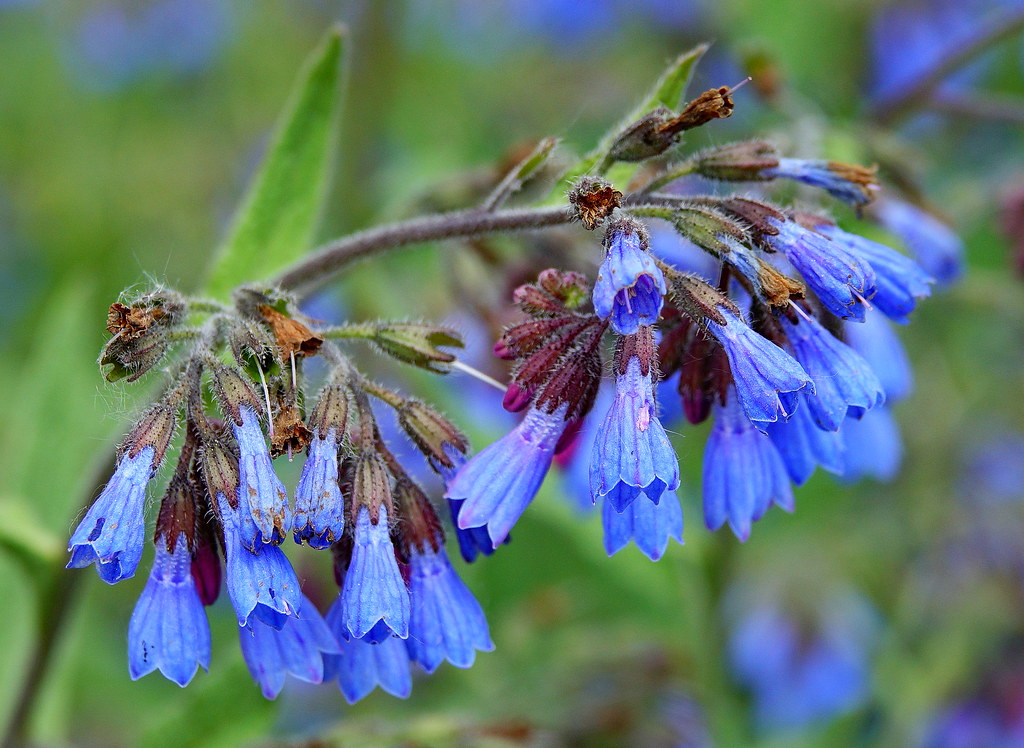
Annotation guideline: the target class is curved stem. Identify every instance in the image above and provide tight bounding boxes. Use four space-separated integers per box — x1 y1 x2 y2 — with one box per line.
637 160 697 193
274 205 575 296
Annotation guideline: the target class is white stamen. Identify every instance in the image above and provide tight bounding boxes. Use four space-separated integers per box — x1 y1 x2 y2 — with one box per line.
727 77 753 95
450 359 507 392
255 363 274 438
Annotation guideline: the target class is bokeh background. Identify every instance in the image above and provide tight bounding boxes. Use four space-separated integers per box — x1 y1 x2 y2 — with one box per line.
2 1 1024 746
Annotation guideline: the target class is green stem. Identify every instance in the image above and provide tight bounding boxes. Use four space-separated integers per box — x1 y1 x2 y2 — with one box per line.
318 323 377 340
638 160 697 193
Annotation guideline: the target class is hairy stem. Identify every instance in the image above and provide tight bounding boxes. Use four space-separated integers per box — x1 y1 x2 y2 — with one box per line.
274 206 575 296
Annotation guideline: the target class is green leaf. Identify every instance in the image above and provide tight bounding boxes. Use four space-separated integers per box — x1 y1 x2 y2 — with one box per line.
543 43 708 203
203 26 346 298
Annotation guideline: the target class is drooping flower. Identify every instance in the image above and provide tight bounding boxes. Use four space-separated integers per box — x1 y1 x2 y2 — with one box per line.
601 490 684 561
239 594 339 699
761 158 878 205
324 596 412 704
341 504 410 640
406 544 493 673
592 222 666 334
765 394 845 485
293 428 345 548
127 533 210 686
839 406 903 483
219 494 302 629
703 392 793 541
704 307 811 428
873 198 965 286
233 406 290 548
817 224 933 323
448 404 568 547
67 446 157 584
590 356 679 512
763 219 877 321
844 310 914 402
781 314 885 432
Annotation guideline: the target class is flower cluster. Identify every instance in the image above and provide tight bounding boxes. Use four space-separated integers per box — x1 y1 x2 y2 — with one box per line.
69 50 960 701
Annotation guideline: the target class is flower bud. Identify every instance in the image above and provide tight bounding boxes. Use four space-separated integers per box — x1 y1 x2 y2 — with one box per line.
372 322 463 373
123 397 182 465
397 399 468 472
306 382 355 441
692 140 779 182
663 271 737 327
351 451 393 524
209 362 263 425
198 431 240 510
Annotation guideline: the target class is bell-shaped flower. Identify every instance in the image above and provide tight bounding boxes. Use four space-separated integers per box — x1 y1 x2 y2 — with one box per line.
233 406 290 548
781 314 885 432
762 158 878 206
448 404 567 547
601 490 683 561
839 407 903 483
292 428 345 548
843 311 913 403
324 596 412 704
589 356 679 512
127 533 210 686
406 543 493 673
703 392 793 541
705 307 811 429
874 197 964 286
765 394 845 485
340 505 410 640
68 446 156 584
592 228 666 334
239 593 339 699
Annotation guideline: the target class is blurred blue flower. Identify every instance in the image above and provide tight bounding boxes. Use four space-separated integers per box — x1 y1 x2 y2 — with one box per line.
325 596 412 704
844 310 914 402
703 391 793 541
239 594 339 700
341 505 410 641
920 699 1024 748
763 159 878 206
590 356 679 512
839 406 903 483
67 0 231 91
728 591 879 733
765 393 845 485
406 544 493 673
873 198 965 286
127 533 210 687
67 446 156 584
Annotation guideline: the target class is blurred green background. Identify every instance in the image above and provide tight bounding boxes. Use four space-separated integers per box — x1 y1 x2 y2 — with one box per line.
1 1 1023 746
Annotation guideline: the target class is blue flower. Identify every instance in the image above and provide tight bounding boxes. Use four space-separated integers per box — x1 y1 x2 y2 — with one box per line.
839 406 903 483
817 224 933 323
325 597 412 704
127 533 210 686
601 490 683 561
67 446 156 584
592 228 666 334
844 311 914 402
705 307 811 428
781 314 885 432
590 356 679 511
406 544 493 672
727 592 878 732
874 198 964 286
764 219 877 321
765 394 845 485
219 494 302 629
703 393 793 541
447 498 503 563
761 158 878 205
239 594 339 700
448 404 567 547
293 428 345 548
234 406 290 548
341 505 410 640
920 698 1024 748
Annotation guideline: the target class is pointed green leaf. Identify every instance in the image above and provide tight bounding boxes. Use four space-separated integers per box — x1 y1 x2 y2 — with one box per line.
204 27 346 298
544 43 708 203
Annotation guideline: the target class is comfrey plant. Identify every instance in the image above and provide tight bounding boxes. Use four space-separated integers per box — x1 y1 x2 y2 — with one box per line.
67 36 955 700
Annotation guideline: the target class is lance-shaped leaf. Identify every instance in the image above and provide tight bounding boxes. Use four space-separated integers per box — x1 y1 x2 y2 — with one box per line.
204 27 346 298
544 43 708 204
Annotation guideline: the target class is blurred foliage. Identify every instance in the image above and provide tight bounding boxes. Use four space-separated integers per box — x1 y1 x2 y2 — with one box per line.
1 1 1023 746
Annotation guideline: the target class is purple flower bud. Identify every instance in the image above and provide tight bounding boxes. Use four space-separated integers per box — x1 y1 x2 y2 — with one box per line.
341 505 410 640
67 446 156 584
238 594 339 700
601 490 684 561
127 533 210 686
406 544 493 673
705 307 811 428
447 404 568 548
592 224 666 334
589 356 679 512
293 429 345 549
703 392 793 541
